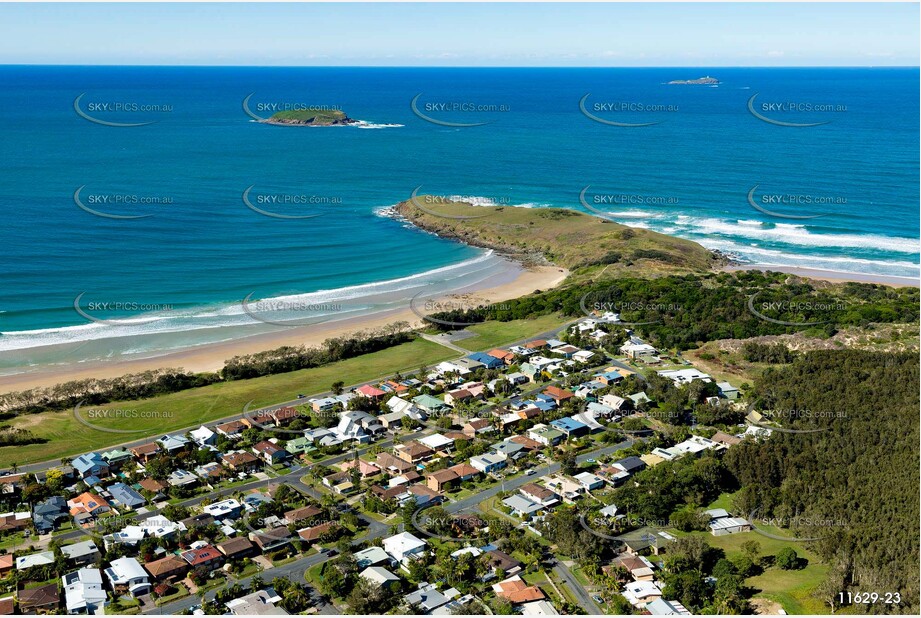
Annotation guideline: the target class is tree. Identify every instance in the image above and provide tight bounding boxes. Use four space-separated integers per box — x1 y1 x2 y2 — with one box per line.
559 450 577 476
740 539 761 562
331 381 345 395
776 547 799 570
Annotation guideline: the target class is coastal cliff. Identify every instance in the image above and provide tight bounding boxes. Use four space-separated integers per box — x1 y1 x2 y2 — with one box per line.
394 197 725 277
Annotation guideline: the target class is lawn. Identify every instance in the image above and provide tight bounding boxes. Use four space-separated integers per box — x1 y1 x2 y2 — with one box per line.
684 528 831 615
1 338 455 467
459 315 572 351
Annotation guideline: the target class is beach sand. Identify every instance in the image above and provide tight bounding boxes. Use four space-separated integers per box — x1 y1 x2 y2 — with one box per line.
0 265 569 392
723 264 919 288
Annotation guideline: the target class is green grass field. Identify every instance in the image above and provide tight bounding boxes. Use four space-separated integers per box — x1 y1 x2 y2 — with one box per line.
457 314 571 351
1 338 455 467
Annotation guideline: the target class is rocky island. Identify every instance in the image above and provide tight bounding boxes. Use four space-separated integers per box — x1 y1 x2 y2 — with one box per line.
668 76 720 85
265 108 357 126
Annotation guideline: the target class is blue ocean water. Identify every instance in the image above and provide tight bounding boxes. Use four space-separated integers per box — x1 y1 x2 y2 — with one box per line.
0 67 918 368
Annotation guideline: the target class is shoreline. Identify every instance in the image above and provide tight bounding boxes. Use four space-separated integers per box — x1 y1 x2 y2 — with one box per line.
0 264 569 392
723 264 919 288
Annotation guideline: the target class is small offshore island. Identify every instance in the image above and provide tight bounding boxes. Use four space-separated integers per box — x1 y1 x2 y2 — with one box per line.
668 76 720 84
265 108 358 126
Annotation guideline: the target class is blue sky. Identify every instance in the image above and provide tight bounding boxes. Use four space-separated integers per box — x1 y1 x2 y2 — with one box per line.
1 2 918 66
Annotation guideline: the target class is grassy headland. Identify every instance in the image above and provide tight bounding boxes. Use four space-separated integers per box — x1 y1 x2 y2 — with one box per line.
267 108 355 125
394 196 722 277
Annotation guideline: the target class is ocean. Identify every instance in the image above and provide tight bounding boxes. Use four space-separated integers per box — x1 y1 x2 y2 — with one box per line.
0 66 918 372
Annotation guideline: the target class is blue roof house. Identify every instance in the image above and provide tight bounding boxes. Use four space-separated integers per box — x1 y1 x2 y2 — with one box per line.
467 353 503 370
73 453 109 480
550 417 590 438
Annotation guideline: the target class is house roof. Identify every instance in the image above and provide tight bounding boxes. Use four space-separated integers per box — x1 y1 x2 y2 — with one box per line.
520 483 556 501
493 575 546 603
217 537 255 557
356 384 386 397
144 555 188 577
17 583 59 608
298 521 338 542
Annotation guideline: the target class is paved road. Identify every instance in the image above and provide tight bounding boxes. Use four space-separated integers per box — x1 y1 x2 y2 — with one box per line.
553 561 603 614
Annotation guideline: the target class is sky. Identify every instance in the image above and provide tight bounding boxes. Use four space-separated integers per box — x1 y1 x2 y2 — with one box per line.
0 2 918 66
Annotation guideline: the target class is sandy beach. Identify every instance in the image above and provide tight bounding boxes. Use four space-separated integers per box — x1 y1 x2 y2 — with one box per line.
0 265 569 392
723 264 919 288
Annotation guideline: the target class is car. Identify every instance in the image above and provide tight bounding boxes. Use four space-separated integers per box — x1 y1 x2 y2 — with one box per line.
592 595 604 604
525 469 536 476
586 458 596 463
297 393 306 398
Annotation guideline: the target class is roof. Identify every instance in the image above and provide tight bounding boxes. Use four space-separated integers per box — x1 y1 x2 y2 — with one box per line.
360 566 400 585
354 546 391 567
61 540 99 560
356 384 386 397
17 583 59 608
502 495 543 515
520 483 556 501
493 575 546 603
218 537 255 556
104 556 148 584
549 417 587 432
298 521 338 542
143 555 188 577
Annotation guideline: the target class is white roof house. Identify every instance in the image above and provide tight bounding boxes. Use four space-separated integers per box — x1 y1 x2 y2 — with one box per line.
418 433 454 451
104 557 150 595
622 580 663 607
63 568 107 614
16 551 55 570
522 600 561 615
573 472 605 490
360 566 400 587
190 425 217 446
620 342 657 358
383 531 427 564
658 368 712 385
203 499 243 519
354 546 391 568
225 588 285 615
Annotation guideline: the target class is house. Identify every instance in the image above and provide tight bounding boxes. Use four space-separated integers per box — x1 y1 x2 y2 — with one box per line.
252 441 290 465
138 477 169 496
129 442 161 463
350 546 390 570
528 424 564 446
412 394 448 414
469 453 506 474
549 417 589 438
467 352 504 369
63 567 107 614
108 482 146 510
550 344 580 358
600 393 632 411
407 484 442 508
486 348 516 365
574 471 605 491
646 598 693 615
522 600 560 615
61 541 100 567
104 557 150 597
493 574 546 604
251 527 292 552
360 566 400 588
716 381 740 400
426 469 460 492
0 596 13 615
203 498 243 520
298 521 339 543
143 555 188 582
491 440 527 461
658 368 712 385
16 551 55 570
484 549 522 577
595 370 624 386
376 451 415 474
103 517 182 549
461 418 494 437
215 420 248 439
629 392 652 406
167 469 199 488
157 434 190 453
32 496 69 534
68 492 110 520
270 406 299 425
217 537 257 561
520 483 560 507
620 341 657 359
226 588 285 615
72 453 109 480
572 349 595 363
395 441 434 465
100 448 133 469
333 410 383 443
609 554 657 581
708 511 752 536
383 531 427 566
417 434 455 454
17 583 60 614
190 425 217 446
503 495 544 519
712 430 742 447
355 384 387 400
283 505 322 526
404 583 452 613
544 476 584 502
544 386 574 409
0 555 12 579
622 580 663 607
525 339 548 350
181 545 225 570
222 450 261 473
